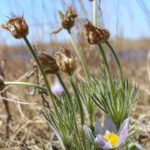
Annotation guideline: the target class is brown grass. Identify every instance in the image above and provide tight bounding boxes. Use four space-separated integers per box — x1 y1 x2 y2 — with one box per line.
0 39 149 149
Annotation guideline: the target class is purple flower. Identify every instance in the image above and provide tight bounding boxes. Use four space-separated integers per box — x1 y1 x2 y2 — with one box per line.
84 116 129 149
51 79 64 96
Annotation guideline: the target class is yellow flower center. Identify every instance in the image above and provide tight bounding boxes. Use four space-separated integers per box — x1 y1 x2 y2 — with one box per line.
103 131 119 148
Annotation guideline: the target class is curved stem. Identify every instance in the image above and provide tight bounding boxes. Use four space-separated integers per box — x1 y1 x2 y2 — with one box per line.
56 73 80 138
4 81 47 91
68 33 90 80
23 37 52 96
23 37 58 112
56 73 73 105
105 41 124 87
69 75 85 125
98 44 114 94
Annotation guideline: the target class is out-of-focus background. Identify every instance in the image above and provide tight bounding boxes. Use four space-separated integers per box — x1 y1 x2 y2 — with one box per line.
0 0 150 149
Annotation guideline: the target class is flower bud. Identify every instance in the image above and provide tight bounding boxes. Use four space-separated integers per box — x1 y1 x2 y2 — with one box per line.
1 16 28 39
55 48 76 74
38 52 59 74
83 20 110 44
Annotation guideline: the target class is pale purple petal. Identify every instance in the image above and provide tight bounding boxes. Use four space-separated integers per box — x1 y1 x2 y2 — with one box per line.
94 117 104 135
115 118 129 147
51 80 64 96
95 134 112 149
103 115 117 133
83 125 94 140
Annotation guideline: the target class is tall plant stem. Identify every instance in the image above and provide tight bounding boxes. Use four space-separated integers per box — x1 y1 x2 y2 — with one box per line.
23 37 58 112
69 75 85 125
69 75 86 149
98 44 114 97
68 33 90 80
56 73 73 105
4 81 47 91
93 0 97 26
105 41 124 87
56 73 81 139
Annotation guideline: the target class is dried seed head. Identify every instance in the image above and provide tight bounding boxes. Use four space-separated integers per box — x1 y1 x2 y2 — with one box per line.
66 6 78 18
38 52 59 74
83 20 110 44
55 48 76 74
1 16 28 39
59 6 77 31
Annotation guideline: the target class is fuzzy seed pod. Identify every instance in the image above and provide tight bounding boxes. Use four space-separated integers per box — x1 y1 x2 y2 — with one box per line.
38 52 59 74
55 48 76 74
1 16 28 39
83 20 110 44
59 6 77 31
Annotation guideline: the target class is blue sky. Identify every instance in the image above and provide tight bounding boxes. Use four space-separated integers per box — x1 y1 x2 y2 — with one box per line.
0 0 150 45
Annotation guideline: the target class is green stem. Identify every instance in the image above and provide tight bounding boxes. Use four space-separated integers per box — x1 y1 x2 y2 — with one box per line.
69 75 85 125
98 44 114 94
23 37 59 113
105 41 124 87
56 73 73 105
23 37 52 96
56 73 81 141
4 81 47 91
68 33 90 80
93 0 97 26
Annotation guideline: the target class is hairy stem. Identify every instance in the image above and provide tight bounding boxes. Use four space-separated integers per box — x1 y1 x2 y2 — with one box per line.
68 33 90 80
4 81 47 91
69 75 85 125
93 0 97 26
105 41 124 87
23 37 58 112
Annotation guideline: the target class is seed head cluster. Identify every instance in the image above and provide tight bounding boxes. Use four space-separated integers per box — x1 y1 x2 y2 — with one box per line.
83 20 110 44
1 16 28 39
55 47 77 74
59 6 78 32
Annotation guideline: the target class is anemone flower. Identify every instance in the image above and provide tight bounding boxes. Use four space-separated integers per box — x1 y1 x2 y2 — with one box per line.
84 116 129 149
51 79 64 96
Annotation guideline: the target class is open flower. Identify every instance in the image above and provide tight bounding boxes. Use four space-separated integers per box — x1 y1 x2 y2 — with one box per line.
84 116 129 149
1 15 28 39
51 79 64 96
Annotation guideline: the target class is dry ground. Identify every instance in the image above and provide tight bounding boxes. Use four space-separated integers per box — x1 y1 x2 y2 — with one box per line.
0 39 149 149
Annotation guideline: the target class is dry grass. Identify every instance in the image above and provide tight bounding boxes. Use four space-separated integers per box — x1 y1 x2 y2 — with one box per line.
0 39 149 149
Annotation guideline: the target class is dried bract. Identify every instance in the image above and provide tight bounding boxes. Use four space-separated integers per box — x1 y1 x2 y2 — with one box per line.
60 6 77 31
51 6 77 34
55 48 76 74
83 20 110 44
1 16 28 39
38 52 59 74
